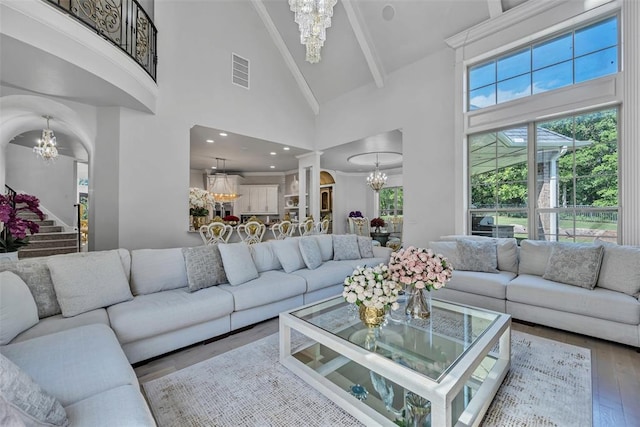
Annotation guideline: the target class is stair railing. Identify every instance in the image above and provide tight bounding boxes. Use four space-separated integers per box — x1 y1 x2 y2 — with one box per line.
2 185 17 243
74 203 81 250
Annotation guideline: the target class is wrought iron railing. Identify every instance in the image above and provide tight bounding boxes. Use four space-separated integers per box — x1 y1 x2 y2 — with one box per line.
44 0 157 81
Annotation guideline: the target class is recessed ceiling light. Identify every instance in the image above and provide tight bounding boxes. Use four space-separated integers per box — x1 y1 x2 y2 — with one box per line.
283 147 290 151
206 139 214 143
382 4 395 21
270 165 275 169
270 152 276 155
219 132 227 136
212 166 217 169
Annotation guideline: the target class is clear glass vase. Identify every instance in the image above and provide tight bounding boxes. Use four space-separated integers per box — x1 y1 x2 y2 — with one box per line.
405 287 431 319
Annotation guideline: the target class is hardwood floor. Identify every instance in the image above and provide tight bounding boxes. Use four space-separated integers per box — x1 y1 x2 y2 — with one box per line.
135 318 640 427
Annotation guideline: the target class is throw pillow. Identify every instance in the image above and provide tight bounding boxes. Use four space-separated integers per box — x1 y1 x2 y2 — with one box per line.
0 354 69 426
270 238 307 273
438 235 518 273
0 272 39 345
298 237 323 270
594 241 640 296
48 251 133 317
217 243 259 286
130 248 188 295
182 245 227 292
250 242 282 272
357 236 374 258
314 234 333 261
333 235 361 261
542 243 605 289
455 239 499 273
428 241 460 268
0 260 61 319
518 240 555 276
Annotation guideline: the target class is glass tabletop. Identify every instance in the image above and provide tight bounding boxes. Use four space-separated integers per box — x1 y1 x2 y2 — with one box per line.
290 297 501 382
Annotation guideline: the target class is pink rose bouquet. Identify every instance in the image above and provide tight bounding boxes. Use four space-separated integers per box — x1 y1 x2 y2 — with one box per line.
388 246 453 291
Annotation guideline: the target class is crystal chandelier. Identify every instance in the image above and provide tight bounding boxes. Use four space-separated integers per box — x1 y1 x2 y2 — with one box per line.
210 158 240 203
289 0 337 63
367 154 387 192
33 116 58 162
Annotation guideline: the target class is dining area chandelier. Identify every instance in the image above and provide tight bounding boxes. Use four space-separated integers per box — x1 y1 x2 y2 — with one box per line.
367 153 387 192
33 115 58 162
210 158 240 203
289 0 337 63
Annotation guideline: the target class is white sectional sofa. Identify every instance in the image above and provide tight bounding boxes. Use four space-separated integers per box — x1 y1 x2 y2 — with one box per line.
429 236 640 347
0 234 391 427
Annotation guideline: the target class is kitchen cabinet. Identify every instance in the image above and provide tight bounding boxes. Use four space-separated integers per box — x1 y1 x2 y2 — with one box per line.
238 185 278 214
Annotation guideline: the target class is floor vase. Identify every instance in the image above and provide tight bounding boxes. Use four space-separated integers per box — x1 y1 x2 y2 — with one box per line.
405 287 431 319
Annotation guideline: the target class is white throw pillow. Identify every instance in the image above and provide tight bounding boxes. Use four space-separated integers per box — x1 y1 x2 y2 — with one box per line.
314 234 333 261
130 248 188 295
218 243 259 285
250 242 282 272
48 251 133 317
298 237 323 270
518 240 555 276
594 240 640 296
0 271 39 345
270 238 306 273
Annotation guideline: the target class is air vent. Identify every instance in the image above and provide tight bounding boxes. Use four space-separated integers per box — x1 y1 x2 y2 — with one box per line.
232 53 249 89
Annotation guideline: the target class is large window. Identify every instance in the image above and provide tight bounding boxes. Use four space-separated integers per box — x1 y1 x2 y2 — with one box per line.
379 187 403 219
469 109 618 242
468 16 618 110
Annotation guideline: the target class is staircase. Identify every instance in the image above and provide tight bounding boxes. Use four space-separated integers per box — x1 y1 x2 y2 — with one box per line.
18 212 79 259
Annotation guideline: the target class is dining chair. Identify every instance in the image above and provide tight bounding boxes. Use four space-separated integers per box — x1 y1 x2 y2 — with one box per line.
271 220 295 240
315 218 330 234
199 217 234 245
298 218 315 236
237 221 266 244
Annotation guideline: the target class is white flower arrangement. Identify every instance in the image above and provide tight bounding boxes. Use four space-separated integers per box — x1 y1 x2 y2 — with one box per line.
189 187 215 216
342 264 403 311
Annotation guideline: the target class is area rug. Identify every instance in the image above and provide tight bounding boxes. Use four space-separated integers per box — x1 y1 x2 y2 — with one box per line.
143 331 591 427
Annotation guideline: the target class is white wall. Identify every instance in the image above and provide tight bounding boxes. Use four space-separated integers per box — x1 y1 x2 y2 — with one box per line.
316 48 456 246
117 0 316 250
5 144 76 225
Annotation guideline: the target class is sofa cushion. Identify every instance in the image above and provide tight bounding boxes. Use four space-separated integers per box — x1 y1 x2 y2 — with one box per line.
333 235 361 261
542 243 604 289
1 324 138 407
439 235 518 273
250 242 282 272
182 245 227 292
595 241 640 297
508 274 640 325
0 353 68 426
130 248 188 296
107 287 234 345
456 239 499 273
314 234 334 261
218 242 259 285
1 259 61 319
299 237 323 270
48 251 133 317
428 241 460 268
444 270 516 299
11 309 109 344
219 270 306 311
291 261 355 293
357 236 374 258
270 238 306 273
340 257 389 270
0 271 39 345
518 240 555 276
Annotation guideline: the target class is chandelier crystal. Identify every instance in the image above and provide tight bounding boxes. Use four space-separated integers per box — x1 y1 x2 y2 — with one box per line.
33 116 58 162
210 158 240 203
367 155 387 192
289 0 337 63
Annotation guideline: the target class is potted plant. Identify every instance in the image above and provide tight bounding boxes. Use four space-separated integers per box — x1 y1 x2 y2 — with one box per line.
0 193 44 259
370 217 385 233
189 187 214 230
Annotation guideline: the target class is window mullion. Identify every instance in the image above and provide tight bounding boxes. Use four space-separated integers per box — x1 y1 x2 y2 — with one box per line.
528 122 537 239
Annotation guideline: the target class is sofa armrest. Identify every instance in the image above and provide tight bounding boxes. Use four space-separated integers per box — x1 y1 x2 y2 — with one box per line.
373 246 392 263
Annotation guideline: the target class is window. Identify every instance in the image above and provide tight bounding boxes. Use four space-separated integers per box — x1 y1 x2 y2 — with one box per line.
468 109 618 242
379 187 403 219
468 16 618 111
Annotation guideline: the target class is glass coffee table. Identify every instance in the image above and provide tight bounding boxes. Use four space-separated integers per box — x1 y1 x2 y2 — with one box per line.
279 296 511 426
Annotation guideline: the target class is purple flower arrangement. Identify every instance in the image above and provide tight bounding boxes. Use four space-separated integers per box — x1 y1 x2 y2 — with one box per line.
349 211 363 218
0 193 44 253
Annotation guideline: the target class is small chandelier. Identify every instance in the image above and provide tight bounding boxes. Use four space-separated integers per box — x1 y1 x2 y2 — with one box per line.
367 154 387 192
33 116 58 162
210 158 240 203
289 0 337 63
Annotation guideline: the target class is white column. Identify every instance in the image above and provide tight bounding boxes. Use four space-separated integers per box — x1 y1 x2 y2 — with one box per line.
621 0 640 245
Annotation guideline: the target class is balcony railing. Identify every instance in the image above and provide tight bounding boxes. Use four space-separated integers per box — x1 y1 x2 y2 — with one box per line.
44 0 157 81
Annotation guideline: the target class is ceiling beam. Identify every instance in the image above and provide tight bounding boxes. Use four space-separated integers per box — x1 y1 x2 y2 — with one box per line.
342 0 385 89
250 0 320 115
487 0 504 19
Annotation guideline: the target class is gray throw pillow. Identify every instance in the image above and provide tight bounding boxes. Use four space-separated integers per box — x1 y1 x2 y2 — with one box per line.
299 237 323 270
0 271 39 345
456 239 499 273
0 354 69 426
357 236 374 258
542 243 604 289
182 246 227 292
595 241 640 296
48 251 133 317
270 238 306 273
217 243 259 286
314 234 334 261
333 235 361 261
0 260 61 319
428 241 460 268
